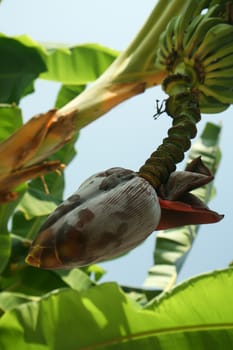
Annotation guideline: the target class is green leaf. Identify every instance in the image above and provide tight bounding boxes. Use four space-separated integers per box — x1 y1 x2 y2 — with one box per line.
0 232 11 276
0 183 28 273
56 264 106 292
55 268 94 292
0 265 68 296
28 173 65 203
0 291 39 313
0 269 232 349
9 234 31 265
0 34 47 103
144 122 222 290
0 183 28 232
11 128 80 239
26 117 80 202
17 188 57 220
83 264 107 282
55 84 86 108
121 285 161 306
11 211 46 239
41 43 118 84
0 104 23 142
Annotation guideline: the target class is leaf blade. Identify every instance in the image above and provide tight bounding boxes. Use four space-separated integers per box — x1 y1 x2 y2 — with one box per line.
0 104 23 142
0 269 232 349
0 35 46 103
40 43 118 84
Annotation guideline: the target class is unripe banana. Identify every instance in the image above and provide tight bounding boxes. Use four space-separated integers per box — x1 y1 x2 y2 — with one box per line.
199 84 233 104
185 17 222 58
26 168 161 269
204 53 233 73
163 16 177 54
199 93 228 113
155 2 233 113
195 24 233 60
203 44 233 66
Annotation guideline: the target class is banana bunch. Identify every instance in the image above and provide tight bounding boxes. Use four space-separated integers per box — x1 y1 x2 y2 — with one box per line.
156 2 233 113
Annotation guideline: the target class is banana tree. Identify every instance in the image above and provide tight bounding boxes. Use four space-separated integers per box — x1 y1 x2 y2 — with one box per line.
0 0 233 349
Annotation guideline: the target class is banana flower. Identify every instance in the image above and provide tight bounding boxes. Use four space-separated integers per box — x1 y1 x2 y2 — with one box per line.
26 158 223 269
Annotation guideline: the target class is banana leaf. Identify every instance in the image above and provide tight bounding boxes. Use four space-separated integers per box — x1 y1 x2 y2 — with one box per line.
0 268 232 350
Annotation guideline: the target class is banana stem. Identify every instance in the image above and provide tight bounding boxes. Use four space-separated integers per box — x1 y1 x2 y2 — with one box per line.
57 0 187 127
116 0 186 75
56 73 166 130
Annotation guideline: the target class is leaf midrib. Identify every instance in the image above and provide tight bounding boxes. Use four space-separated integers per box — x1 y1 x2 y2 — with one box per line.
79 322 233 350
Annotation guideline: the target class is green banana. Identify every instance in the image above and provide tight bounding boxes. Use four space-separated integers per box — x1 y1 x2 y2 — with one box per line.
158 31 171 59
173 0 211 52
185 17 222 59
155 1 233 112
203 43 233 66
199 84 233 104
199 93 229 114
204 53 233 72
204 77 233 87
183 14 206 49
163 16 177 56
155 16 179 71
209 0 233 14
183 4 220 53
156 47 168 70
206 66 233 78
173 13 185 52
195 24 233 60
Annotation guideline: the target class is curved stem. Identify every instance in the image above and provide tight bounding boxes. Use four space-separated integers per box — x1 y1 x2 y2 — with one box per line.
139 74 201 188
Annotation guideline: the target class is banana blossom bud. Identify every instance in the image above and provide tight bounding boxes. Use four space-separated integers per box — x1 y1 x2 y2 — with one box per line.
26 168 161 269
26 159 223 269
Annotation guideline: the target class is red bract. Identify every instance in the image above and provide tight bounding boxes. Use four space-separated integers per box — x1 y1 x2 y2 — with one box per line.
156 157 224 230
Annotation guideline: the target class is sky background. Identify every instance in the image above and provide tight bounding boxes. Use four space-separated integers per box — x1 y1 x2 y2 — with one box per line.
0 0 232 287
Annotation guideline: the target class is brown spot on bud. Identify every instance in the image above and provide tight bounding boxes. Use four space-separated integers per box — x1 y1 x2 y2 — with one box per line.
68 194 82 203
56 225 89 264
117 222 128 235
77 208 95 228
99 168 135 191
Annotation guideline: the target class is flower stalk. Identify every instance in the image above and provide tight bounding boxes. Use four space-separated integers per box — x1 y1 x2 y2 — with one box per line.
139 74 201 188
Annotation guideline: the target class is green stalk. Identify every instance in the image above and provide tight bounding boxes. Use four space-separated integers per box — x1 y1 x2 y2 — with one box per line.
115 0 186 75
139 74 201 188
57 0 187 129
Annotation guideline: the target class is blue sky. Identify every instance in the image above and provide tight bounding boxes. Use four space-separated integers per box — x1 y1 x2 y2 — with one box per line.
0 0 232 286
